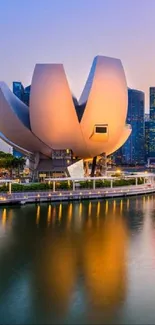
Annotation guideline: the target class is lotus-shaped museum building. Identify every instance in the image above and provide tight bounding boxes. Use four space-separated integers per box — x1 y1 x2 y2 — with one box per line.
0 55 131 176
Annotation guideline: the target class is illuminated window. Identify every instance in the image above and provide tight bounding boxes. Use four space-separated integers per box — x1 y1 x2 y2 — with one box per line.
66 149 70 154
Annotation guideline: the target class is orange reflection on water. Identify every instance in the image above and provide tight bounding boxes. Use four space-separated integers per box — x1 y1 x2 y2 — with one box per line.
97 201 100 218
58 204 62 222
83 213 128 310
47 205 51 226
105 200 109 215
126 198 130 211
87 202 92 228
143 196 146 208
79 202 82 219
120 199 123 213
35 233 76 314
8 209 13 226
67 203 72 229
2 208 6 227
113 200 116 214
52 206 56 226
34 200 128 316
88 201 92 217
68 203 72 219
36 205 40 225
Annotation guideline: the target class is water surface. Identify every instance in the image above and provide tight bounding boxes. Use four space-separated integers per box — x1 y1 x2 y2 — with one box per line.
0 196 155 324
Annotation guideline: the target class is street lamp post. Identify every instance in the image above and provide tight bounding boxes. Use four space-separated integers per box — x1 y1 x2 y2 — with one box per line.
93 179 96 190
110 179 113 188
53 181 55 192
9 182 12 195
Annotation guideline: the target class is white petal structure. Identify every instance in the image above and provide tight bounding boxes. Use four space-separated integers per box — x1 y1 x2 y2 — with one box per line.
0 132 32 157
79 56 131 157
30 64 86 156
0 82 52 158
0 55 131 161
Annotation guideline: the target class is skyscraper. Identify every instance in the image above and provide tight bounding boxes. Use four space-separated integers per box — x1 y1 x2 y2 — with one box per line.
145 119 150 162
13 82 24 101
12 82 31 158
13 82 31 106
13 148 23 158
23 85 31 106
113 88 145 165
149 87 155 159
150 87 155 120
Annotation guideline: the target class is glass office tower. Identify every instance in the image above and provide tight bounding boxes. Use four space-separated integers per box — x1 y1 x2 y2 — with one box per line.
145 119 150 162
13 82 24 101
149 87 155 158
113 88 145 165
12 82 31 157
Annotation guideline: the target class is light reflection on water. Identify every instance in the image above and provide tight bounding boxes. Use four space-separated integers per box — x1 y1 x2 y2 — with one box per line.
0 196 155 324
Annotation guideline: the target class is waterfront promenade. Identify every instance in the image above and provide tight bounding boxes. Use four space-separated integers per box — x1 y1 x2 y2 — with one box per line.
0 183 155 205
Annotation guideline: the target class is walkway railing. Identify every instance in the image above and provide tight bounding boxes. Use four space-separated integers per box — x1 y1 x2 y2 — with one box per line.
0 183 154 204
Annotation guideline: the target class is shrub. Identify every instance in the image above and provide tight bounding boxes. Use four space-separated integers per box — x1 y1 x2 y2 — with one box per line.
0 177 146 193
56 181 70 190
79 181 93 189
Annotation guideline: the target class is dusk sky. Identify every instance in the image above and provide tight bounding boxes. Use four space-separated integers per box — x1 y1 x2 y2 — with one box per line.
0 0 155 109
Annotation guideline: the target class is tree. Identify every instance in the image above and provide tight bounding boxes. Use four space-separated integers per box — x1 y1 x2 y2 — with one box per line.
13 157 26 177
0 152 26 178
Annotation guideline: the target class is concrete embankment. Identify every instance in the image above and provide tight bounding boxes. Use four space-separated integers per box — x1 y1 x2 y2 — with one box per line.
0 184 154 206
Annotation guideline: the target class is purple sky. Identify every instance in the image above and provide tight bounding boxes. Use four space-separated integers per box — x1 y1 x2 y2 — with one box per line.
0 0 154 109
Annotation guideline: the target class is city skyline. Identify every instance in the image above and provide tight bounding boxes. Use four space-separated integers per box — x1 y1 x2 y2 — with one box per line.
114 89 145 165
0 0 155 109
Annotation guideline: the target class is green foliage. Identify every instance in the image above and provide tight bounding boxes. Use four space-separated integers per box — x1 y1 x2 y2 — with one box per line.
0 177 145 193
0 151 13 158
95 180 110 188
79 181 93 189
0 151 26 175
56 181 71 190
0 185 7 192
138 178 143 184
11 182 51 192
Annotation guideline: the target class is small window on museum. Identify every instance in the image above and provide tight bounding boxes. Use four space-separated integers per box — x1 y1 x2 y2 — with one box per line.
95 125 107 134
